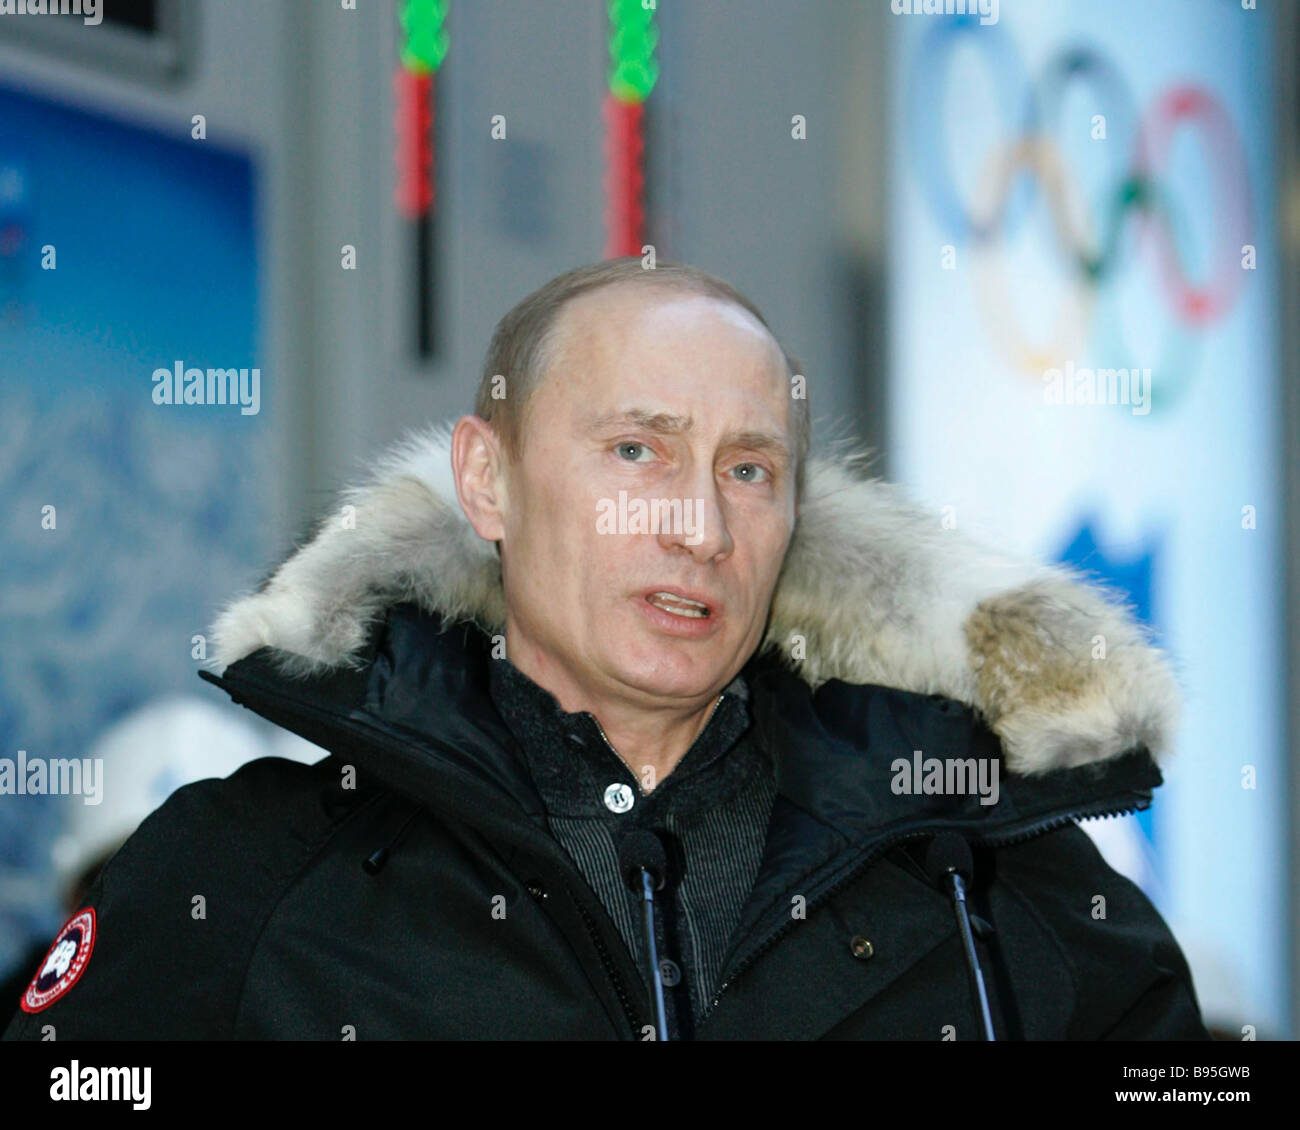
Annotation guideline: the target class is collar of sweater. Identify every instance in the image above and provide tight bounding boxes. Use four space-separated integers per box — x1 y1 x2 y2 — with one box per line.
488 655 758 819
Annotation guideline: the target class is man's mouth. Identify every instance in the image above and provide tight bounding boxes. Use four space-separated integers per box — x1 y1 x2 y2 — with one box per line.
645 591 712 619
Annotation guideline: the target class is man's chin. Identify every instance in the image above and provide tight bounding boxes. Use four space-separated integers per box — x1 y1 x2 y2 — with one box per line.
608 644 739 705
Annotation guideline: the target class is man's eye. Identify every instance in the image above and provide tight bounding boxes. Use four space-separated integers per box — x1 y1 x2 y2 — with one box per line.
616 442 651 461
732 463 769 483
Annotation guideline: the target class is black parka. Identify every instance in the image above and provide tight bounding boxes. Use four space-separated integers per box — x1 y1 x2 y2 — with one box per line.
4 603 1209 1041
5 423 1210 1040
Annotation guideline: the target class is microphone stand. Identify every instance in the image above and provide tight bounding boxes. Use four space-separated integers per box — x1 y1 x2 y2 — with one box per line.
926 831 996 1041
634 865 670 1041
617 828 671 1041
944 864 996 1041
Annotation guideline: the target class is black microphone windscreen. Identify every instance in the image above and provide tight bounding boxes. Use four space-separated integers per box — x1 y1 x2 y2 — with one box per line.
616 828 668 891
924 831 974 887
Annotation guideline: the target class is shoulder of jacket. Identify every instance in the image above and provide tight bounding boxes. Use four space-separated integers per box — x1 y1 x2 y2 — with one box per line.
983 820 1159 933
983 821 1205 1037
166 750 375 838
112 752 382 885
3 753 385 1040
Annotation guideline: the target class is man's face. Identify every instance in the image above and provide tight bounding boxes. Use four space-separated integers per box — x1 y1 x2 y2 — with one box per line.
496 285 798 712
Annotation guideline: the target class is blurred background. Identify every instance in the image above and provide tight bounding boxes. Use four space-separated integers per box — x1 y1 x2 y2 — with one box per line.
0 0 1295 1039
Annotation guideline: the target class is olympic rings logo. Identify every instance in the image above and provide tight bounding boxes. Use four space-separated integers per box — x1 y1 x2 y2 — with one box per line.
905 16 1254 408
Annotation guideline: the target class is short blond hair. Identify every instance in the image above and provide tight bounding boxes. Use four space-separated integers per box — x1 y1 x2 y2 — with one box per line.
474 257 810 497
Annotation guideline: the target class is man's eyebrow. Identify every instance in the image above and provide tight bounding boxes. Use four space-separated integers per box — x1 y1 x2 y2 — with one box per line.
584 409 789 461
585 408 692 435
726 431 791 462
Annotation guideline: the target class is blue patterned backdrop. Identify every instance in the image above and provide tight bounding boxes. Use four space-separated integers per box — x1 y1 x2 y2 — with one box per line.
0 83 270 978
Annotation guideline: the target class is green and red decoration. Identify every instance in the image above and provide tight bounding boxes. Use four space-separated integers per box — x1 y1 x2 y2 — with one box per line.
605 0 658 257
395 0 448 358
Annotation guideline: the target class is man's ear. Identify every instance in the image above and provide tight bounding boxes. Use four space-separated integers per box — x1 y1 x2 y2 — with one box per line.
450 415 508 544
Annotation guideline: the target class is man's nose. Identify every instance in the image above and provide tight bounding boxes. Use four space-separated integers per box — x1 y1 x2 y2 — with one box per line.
655 476 732 560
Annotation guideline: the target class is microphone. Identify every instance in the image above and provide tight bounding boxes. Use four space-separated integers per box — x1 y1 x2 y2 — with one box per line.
925 832 996 1041
616 828 670 1041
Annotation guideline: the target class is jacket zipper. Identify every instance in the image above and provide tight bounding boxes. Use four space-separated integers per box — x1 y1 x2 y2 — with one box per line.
699 796 1145 1025
570 893 647 1037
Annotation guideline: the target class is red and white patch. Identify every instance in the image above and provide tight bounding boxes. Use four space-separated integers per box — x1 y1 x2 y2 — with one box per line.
20 908 96 1013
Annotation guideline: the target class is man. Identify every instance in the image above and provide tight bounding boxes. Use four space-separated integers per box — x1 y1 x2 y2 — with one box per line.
5 258 1208 1040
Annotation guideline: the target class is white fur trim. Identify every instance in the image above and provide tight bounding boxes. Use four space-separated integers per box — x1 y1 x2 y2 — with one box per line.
208 423 1182 775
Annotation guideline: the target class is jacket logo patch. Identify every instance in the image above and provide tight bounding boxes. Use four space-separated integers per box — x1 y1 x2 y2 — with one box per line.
20 908 96 1013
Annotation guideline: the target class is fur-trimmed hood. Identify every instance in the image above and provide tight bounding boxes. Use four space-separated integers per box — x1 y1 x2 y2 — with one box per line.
207 424 1181 777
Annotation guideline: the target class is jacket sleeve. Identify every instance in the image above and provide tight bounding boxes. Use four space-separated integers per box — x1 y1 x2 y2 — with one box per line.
3 757 332 1041
990 822 1212 1041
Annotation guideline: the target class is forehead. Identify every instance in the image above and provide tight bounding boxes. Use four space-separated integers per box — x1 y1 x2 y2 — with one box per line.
541 284 790 420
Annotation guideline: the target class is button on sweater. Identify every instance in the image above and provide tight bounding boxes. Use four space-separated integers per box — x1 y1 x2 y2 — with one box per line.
487 655 777 1036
